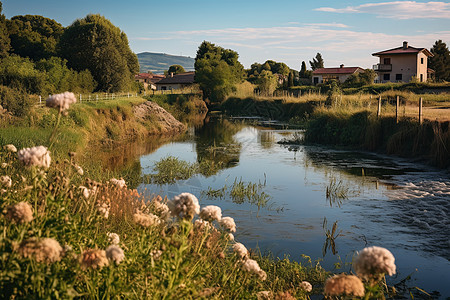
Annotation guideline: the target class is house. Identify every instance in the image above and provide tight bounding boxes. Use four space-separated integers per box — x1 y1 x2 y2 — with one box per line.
155 72 196 91
135 73 165 90
372 41 433 83
312 65 364 85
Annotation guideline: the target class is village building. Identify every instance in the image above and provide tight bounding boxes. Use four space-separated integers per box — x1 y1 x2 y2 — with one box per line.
312 65 364 85
372 41 433 83
135 73 165 90
155 72 196 91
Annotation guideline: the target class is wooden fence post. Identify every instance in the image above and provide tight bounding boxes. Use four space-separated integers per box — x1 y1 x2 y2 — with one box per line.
79 94 82 103
377 96 382 118
39 96 42 106
396 95 399 123
419 97 423 124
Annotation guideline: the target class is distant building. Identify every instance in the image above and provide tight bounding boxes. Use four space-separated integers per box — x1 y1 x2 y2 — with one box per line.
135 73 165 90
312 65 364 85
155 72 196 91
372 41 433 83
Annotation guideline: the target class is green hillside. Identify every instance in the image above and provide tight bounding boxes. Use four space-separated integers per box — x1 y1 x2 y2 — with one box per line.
137 52 195 74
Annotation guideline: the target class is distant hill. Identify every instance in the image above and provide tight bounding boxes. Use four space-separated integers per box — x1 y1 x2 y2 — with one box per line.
137 52 195 74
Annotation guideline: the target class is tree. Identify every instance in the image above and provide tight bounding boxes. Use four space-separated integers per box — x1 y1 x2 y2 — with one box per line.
194 41 244 103
0 1 10 58
6 15 63 61
167 64 185 75
309 53 324 71
343 69 376 87
299 61 307 77
256 70 278 96
0 55 45 94
59 14 139 92
287 71 294 87
429 40 450 82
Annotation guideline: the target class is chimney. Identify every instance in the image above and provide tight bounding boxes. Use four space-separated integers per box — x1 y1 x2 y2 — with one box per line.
340 64 344 68
403 41 408 49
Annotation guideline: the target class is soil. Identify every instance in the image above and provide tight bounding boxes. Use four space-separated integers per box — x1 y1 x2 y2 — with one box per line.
133 101 186 134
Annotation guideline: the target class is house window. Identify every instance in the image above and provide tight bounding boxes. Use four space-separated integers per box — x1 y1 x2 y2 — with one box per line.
396 74 402 81
421 58 424 64
161 86 167 90
420 74 423 82
383 58 391 65
383 74 390 81
313 77 319 84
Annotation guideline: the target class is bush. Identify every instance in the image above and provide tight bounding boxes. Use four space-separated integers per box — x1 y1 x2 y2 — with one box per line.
0 85 33 117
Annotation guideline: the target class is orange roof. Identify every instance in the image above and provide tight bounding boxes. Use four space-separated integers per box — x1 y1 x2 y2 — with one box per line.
312 67 364 75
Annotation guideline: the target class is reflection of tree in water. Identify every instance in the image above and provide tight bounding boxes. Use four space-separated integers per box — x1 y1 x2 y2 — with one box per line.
258 130 275 149
195 118 243 176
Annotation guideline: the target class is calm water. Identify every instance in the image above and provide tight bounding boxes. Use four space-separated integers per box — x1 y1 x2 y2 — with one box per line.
135 117 450 298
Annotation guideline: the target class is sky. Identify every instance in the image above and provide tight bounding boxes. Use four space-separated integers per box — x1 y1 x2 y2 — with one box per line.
3 0 450 70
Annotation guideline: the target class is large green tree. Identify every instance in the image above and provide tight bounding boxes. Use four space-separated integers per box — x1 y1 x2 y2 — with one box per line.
6 15 63 61
429 40 450 82
0 1 10 58
195 41 244 103
59 14 139 92
309 53 324 71
167 64 185 75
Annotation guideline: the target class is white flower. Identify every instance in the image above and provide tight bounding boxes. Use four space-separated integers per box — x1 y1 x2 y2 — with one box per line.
167 192 200 220
300 281 312 292
199 205 222 222
353 246 396 280
18 237 63 263
324 274 365 297
6 202 33 223
233 243 248 259
4 144 17 152
96 202 110 219
133 211 160 227
1 163 9 168
46 92 76 112
256 291 273 300
74 164 84 175
17 146 51 168
106 245 125 265
107 232 120 245
109 178 126 189
219 216 236 233
1 175 12 188
242 259 267 281
79 186 91 199
228 233 235 241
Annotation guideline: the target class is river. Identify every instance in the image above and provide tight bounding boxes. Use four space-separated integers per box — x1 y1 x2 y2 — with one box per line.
131 116 450 298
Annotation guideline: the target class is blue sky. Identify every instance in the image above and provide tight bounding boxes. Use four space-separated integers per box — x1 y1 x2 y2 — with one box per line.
3 0 450 69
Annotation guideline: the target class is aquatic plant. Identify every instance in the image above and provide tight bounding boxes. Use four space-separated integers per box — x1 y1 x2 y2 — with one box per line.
322 217 341 257
326 178 349 207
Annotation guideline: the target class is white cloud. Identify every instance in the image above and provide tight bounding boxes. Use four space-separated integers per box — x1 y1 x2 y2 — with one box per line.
315 1 450 19
304 23 350 28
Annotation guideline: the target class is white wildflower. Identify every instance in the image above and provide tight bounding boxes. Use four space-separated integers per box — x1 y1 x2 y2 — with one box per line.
46 91 76 112
1 175 12 188
228 233 235 241
233 243 249 259
199 205 222 222
353 246 396 280
167 192 200 220
133 211 160 227
80 249 109 270
79 186 91 199
109 178 126 189
219 216 236 233
74 164 84 175
300 281 312 292
150 249 163 260
1 163 8 168
18 237 63 263
106 245 125 265
324 274 365 297
152 198 170 219
17 146 51 168
107 232 120 245
5 144 17 152
6 202 33 223
96 202 110 219
256 291 273 300
242 259 267 281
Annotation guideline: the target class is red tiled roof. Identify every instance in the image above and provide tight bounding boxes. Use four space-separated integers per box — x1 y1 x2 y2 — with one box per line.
135 73 165 79
312 67 364 75
372 46 433 57
156 72 195 85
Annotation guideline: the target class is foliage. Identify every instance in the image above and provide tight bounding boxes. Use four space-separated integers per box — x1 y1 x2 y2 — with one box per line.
429 40 450 82
6 15 63 61
59 14 139 92
0 1 10 58
167 64 185 75
255 70 278 96
194 41 244 103
309 53 324 71
0 85 33 117
0 55 45 94
343 69 376 87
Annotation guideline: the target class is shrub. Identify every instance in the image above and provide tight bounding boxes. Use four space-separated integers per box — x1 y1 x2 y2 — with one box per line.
0 85 34 117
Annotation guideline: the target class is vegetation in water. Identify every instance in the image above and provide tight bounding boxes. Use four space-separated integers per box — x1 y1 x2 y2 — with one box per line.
326 178 350 207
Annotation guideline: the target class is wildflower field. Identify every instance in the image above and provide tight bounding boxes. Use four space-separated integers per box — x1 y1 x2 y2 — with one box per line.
0 92 405 299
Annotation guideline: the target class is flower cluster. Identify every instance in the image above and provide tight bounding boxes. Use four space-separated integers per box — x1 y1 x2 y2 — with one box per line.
133 211 160 227
300 281 312 293
17 146 51 168
233 242 249 259
106 245 125 265
6 202 33 224
46 91 77 112
167 192 200 220
80 249 109 270
324 274 365 297
107 232 120 245
4 144 17 153
1 175 12 188
199 205 222 222
242 258 267 281
219 216 236 233
18 237 63 263
353 246 396 280
109 178 127 189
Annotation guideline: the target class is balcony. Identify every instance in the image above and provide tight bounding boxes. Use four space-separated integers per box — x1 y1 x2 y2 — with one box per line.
373 64 392 72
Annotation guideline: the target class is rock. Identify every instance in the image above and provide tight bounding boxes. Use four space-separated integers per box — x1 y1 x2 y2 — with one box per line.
133 101 186 134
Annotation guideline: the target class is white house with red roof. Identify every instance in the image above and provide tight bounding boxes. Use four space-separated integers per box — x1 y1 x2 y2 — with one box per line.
135 73 165 90
372 41 433 83
312 65 364 85
155 72 196 91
